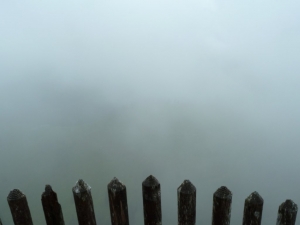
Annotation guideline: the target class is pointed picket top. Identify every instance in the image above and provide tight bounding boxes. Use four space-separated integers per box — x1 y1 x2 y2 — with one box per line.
43 184 53 196
73 179 91 194
212 186 232 225
7 189 33 225
178 180 196 225
277 199 298 225
142 175 162 225
143 175 160 188
108 177 126 195
72 179 96 225
7 189 25 200
42 184 65 225
243 191 263 225
108 177 129 225
178 180 196 194
214 186 232 200
245 191 264 205
279 199 298 213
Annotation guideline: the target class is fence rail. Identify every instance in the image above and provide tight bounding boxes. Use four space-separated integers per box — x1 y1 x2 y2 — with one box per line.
3 175 298 225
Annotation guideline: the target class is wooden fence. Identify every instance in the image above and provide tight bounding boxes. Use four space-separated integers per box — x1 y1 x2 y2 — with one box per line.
3 175 298 225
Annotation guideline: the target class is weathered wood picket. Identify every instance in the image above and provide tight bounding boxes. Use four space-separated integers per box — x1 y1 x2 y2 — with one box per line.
3 175 298 225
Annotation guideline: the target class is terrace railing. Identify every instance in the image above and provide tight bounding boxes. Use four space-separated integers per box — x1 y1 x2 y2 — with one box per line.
4 175 298 225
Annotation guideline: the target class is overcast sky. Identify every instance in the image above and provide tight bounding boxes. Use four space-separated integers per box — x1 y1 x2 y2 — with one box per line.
1 1 300 224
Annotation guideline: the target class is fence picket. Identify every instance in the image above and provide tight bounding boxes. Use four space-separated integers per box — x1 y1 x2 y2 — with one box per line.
72 179 97 225
177 180 196 225
41 185 65 225
242 191 263 225
212 186 232 225
142 175 162 225
7 189 33 225
108 177 130 225
276 200 298 225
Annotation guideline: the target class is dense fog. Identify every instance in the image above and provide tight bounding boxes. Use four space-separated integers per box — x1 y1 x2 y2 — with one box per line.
1 0 300 224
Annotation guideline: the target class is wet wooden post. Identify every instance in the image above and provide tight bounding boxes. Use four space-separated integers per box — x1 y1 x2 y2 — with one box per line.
142 175 162 225
177 180 196 225
72 179 97 225
276 199 298 225
7 189 33 225
242 191 264 225
41 184 65 225
107 177 129 225
212 186 232 225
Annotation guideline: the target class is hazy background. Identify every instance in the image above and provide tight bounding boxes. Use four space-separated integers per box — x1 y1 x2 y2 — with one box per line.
1 0 300 224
